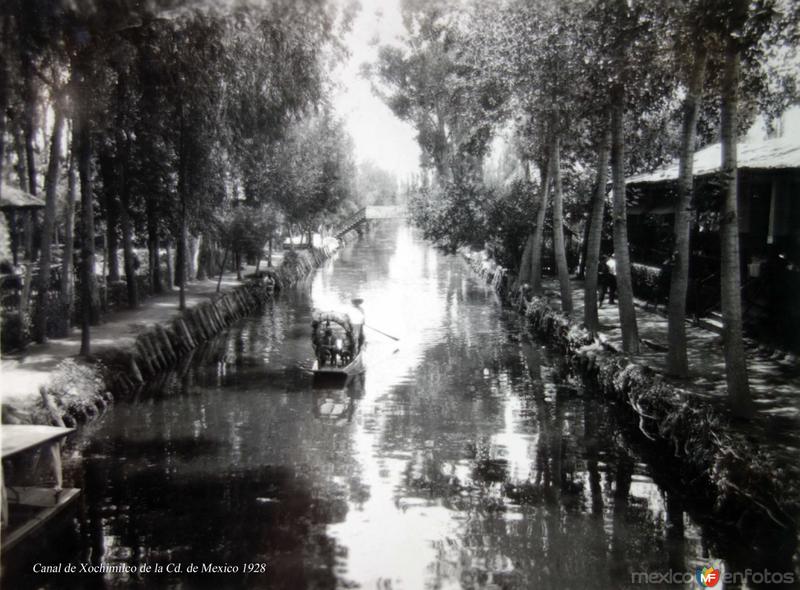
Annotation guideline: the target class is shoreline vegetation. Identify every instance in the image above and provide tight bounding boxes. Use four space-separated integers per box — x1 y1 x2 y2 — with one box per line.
462 250 798 559
1 233 357 429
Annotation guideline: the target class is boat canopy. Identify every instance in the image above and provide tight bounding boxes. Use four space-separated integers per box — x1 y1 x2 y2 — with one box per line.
312 309 354 334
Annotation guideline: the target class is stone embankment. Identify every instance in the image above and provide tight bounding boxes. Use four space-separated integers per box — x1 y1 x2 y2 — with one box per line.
463 251 798 546
3 242 344 428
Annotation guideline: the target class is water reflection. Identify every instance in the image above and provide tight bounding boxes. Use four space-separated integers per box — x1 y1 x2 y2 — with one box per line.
10 221 794 589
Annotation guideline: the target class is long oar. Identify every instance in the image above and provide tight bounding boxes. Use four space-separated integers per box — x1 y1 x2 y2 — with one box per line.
364 324 399 341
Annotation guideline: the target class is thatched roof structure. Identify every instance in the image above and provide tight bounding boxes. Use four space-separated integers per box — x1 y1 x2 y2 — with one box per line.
0 183 46 210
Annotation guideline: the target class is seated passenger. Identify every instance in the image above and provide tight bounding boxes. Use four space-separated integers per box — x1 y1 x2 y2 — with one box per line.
340 333 355 365
334 337 344 366
321 327 335 366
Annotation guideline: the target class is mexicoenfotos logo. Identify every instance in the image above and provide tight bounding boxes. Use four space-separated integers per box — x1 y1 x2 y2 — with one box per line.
695 565 721 587
631 563 795 586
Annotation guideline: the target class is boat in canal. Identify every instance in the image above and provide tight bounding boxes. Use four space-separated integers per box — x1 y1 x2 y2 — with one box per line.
311 307 365 379
1 425 81 559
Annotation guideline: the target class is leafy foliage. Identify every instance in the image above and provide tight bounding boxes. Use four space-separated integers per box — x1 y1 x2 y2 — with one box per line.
408 178 493 253
1 0 358 344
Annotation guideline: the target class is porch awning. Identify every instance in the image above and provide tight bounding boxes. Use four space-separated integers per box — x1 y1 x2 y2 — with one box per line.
0 183 46 210
626 136 800 187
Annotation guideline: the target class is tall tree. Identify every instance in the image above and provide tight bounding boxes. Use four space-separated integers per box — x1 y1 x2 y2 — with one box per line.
718 0 753 418
666 24 709 377
33 90 66 342
502 0 584 306
60 142 76 321
529 143 552 295
75 57 95 356
551 137 573 313
583 122 611 335
370 0 505 186
606 0 642 354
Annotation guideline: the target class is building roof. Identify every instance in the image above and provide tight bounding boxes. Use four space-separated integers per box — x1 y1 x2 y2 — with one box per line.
626 136 800 187
0 183 46 210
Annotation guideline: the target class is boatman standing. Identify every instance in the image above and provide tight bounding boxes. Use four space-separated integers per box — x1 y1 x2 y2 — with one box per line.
350 298 365 353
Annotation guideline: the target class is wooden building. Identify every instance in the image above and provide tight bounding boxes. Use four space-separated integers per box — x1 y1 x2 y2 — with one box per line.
0 183 46 266
625 136 800 347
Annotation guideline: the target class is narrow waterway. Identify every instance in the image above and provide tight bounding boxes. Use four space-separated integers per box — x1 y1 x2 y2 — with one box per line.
12 222 792 589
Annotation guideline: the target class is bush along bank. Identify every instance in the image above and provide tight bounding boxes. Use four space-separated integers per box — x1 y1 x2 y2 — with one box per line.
2 239 349 428
462 250 799 553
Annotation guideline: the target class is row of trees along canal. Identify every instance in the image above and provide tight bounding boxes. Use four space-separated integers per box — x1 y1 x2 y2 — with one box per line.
369 0 799 419
0 1 370 356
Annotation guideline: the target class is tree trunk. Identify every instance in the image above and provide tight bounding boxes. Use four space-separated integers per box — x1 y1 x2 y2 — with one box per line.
577 203 591 280
530 145 553 295
217 248 228 293
719 20 753 419
21 54 37 200
667 42 708 378
33 100 66 342
77 101 95 356
105 182 120 282
177 107 188 311
13 125 28 193
178 212 187 310
165 241 174 290
100 232 108 314
268 234 273 267
584 124 611 335
119 171 138 308
610 81 639 353
13 127 34 262
196 234 207 280
19 262 32 316
60 147 76 323
551 136 573 314
0 47 6 194
188 235 199 280
146 195 162 293
113 70 136 307
21 60 38 264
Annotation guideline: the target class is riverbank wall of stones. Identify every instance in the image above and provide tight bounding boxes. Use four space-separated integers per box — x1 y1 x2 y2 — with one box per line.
462 251 798 546
6 239 352 428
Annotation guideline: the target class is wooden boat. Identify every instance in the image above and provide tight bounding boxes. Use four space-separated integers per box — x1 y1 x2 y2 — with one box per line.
311 345 365 376
311 308 366 379
1 425 81 557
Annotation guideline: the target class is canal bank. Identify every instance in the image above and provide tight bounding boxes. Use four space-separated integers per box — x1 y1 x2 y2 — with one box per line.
1 238 351 429
462 250 799 558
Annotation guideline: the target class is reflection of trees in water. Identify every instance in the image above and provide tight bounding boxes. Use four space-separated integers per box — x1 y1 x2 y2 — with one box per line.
77 452 347 590
61 329 369 590
377 333 686 588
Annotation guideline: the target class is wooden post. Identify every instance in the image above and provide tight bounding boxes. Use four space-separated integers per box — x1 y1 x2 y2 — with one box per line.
129 356 144 384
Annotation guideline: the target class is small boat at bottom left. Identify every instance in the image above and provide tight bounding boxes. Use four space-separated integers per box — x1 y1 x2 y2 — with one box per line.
1 425 81 560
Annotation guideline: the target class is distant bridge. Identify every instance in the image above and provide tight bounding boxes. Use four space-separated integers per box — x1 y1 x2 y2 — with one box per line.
364 205 406 220
334 206 406 239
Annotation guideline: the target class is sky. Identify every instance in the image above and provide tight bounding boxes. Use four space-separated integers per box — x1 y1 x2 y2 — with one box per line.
331 0 421 181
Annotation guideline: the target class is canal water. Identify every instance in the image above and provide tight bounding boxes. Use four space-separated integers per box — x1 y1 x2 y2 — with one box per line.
12 222 792 589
